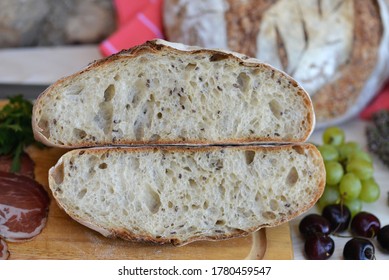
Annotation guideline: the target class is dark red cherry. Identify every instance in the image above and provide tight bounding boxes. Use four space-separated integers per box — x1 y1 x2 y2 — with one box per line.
377 225 389 252
299 214 331 238
304 233 335 260
343 238 375 260
322 204 351 233
350 212 380 238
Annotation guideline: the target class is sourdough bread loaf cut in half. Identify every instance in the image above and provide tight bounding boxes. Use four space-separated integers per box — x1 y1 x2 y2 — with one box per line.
164 0 389 128
32 39 314 148
49 144 325 246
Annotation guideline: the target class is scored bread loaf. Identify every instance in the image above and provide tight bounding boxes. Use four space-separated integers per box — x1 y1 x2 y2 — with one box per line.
32 39 314 148
163 0 389 128
48 144 325 246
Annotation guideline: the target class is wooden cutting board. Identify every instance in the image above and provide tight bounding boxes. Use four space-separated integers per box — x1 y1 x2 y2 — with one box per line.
5 145 293 260
1 100 293 259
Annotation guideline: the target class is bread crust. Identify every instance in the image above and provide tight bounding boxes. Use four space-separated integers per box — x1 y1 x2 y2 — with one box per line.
49 143 325 246
32 39 315 148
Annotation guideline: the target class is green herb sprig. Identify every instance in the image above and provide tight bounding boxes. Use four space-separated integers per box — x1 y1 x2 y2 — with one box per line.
0 95 38 172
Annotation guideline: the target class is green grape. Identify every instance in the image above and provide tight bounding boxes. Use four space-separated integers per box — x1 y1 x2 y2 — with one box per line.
322 126 345 146
318 185 341 209
318 144 339 162
359 178 380 203
338 141 360 161
348 150 373 164
339 173 362 200
343 198 363 217
346 159 373 180
325 161 344 185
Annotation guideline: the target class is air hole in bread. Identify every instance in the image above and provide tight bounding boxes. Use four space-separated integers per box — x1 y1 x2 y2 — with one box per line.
104 84 115 102
191 204 200 210
218 178 226 196
269 99 284 120
216 220 226 226
73 128 87 139
143 185 161 214
237 72 251 93
209 53 229 62
37 117 50 138
113 74 120 81
66 84 84 95
77 188 87 199
131 90 142 107
263 211 277 220
182 166 191 172
270 199 279 211
94 101 113 134
165 168 174 177
53 162 64 185
189 179 197 188
185 63 197 71
157 112 163 119
255 191 261 202
286 166 299 186
203 201 209 209
244 150 256 165
150 134 161 141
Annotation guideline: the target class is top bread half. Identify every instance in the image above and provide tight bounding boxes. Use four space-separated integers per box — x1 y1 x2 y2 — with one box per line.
32 40 315 148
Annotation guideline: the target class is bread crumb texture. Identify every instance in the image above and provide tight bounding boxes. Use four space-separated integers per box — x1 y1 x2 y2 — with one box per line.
34 44 312 147
49 145 324 245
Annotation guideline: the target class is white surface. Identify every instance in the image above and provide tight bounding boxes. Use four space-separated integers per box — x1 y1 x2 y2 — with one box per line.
0 45 102 85
291 119 389 260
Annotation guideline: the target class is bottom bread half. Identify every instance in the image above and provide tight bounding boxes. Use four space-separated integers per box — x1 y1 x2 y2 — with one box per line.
49 144 325 246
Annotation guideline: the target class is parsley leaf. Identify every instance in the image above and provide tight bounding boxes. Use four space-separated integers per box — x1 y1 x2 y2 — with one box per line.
0 95 40 172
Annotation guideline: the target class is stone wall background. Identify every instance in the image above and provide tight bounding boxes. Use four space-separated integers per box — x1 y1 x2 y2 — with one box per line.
0 0 116 48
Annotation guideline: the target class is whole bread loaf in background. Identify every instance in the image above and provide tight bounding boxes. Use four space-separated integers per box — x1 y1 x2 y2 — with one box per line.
32 39 314 148
49 144 325 246
164 0 389 128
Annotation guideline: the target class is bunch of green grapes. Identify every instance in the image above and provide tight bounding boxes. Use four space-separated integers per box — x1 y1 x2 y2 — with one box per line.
317 127 380 216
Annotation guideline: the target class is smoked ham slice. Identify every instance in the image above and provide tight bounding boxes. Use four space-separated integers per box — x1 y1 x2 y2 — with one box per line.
0 171 49 242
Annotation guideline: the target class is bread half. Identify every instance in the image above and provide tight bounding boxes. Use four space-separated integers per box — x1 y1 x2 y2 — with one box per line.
49 144 325 246
33 40 314 148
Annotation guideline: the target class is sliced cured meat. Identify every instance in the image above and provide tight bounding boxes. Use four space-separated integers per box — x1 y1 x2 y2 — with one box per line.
0 171 50 242
0 238 9 260
0 153 35 179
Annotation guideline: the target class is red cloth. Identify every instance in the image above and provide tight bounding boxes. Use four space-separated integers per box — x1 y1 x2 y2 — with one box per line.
360 82 389 120
100 0 164 57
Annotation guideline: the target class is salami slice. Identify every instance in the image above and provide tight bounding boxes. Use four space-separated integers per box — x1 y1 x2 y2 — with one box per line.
0 238 9 260
0 171 50 242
